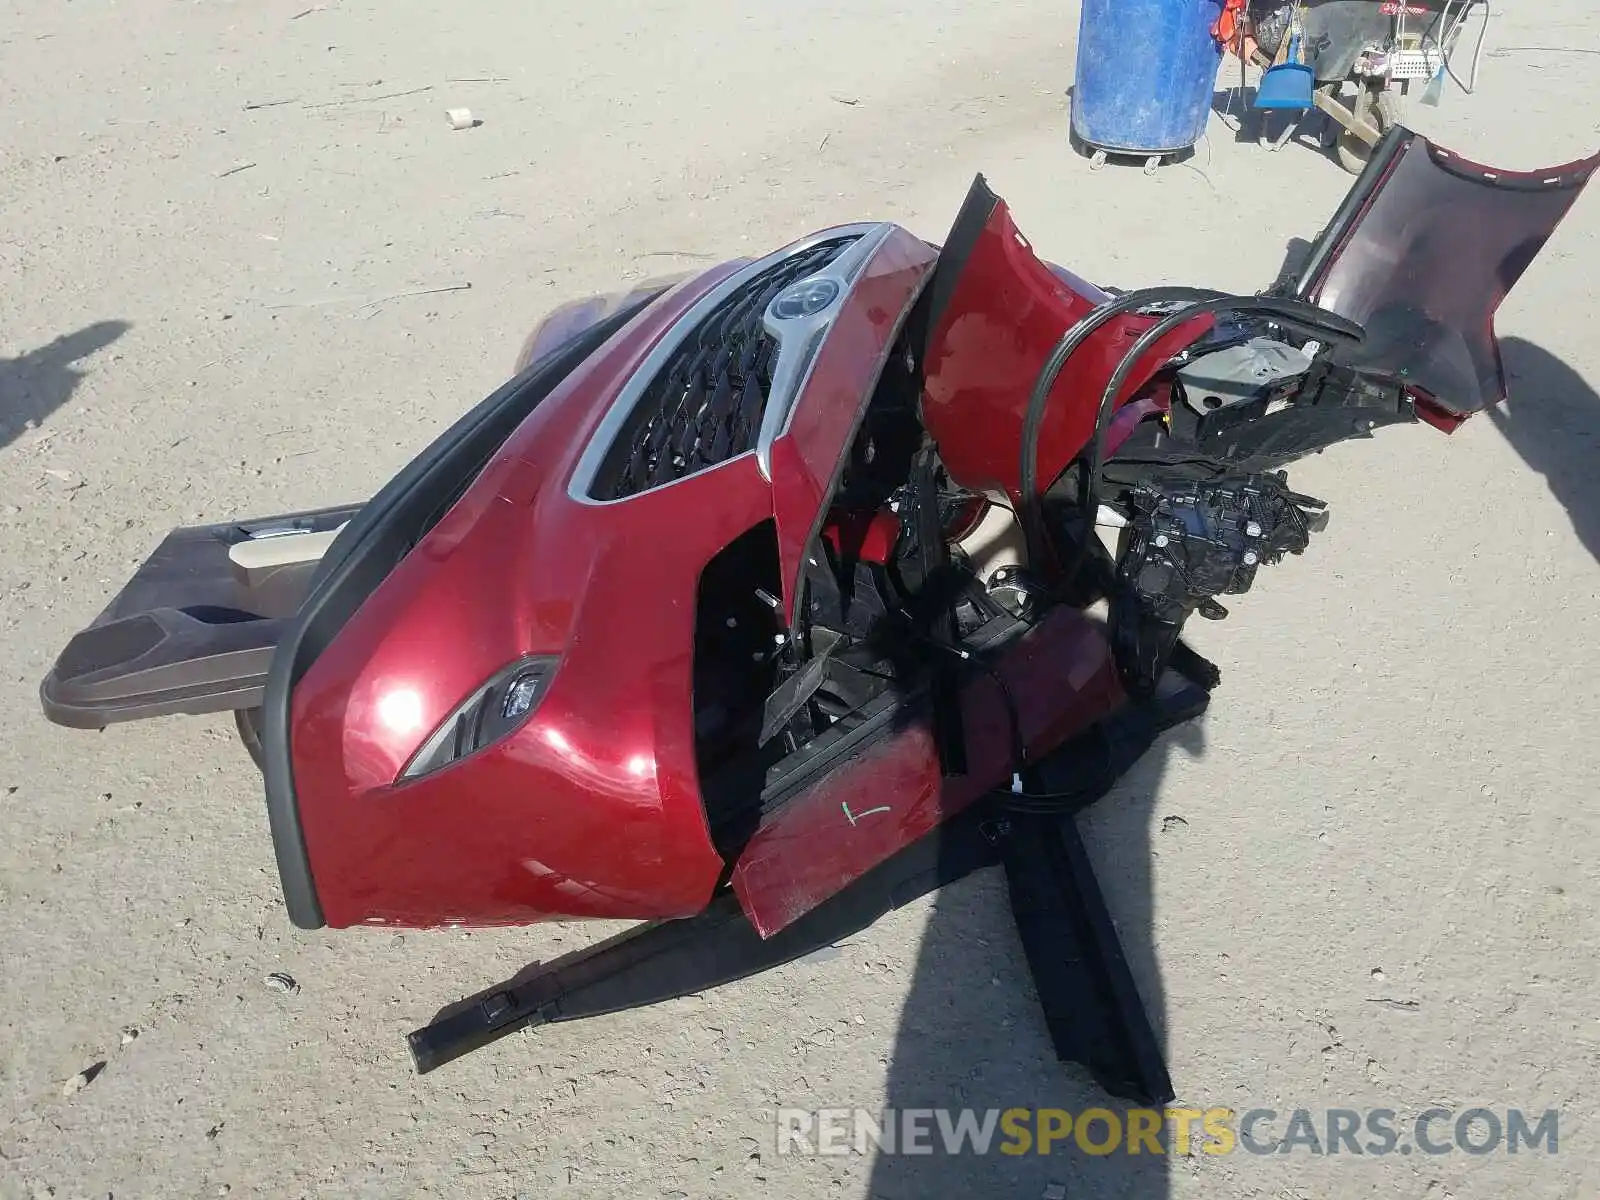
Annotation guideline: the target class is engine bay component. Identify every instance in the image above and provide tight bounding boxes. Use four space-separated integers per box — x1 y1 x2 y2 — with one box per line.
1176 337 1312 416
1104 470 1326 697
1119 470 1327 624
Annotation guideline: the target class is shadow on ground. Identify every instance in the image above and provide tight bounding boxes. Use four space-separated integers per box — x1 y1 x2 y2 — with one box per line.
1210 84 1262 145
865 720 1204 1199
1063 82 1205 171
1211 84 1342 161
1491 336 1600 561
0 321 128 451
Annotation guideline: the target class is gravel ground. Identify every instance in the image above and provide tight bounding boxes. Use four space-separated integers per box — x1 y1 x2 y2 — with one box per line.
2 2 1598 1198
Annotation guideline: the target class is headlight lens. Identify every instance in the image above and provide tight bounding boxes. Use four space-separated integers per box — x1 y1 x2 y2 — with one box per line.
397 655 557 781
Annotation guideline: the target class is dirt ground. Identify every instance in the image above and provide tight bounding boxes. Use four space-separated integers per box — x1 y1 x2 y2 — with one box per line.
3 2 1598 1198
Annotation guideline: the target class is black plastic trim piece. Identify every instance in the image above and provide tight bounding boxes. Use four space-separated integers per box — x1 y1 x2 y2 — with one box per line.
407 803 1005 1074
590 239 856 501
1001 811 1175 1105
259 292 665 931
703 609 1028 862
751 610 1023 815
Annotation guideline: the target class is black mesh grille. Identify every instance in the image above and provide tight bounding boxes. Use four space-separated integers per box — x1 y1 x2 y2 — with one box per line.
590 236 859 500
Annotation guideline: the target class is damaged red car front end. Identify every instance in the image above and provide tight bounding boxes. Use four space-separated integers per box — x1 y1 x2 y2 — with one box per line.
285 225 945 931
36 123 1599 1091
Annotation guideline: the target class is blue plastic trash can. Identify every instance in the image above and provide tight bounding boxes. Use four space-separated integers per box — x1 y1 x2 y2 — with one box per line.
1072 0 1226 157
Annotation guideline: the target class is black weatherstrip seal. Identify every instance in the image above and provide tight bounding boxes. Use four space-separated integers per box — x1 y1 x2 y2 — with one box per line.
260 293 663 930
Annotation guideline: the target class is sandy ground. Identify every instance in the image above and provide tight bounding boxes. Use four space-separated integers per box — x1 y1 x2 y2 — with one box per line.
3 2 1599 1197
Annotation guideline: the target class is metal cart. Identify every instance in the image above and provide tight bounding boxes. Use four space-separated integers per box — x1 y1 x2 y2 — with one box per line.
1247 0 1490 173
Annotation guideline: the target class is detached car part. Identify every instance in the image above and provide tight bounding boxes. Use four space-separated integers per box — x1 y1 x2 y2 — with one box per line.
39 128 1599 1099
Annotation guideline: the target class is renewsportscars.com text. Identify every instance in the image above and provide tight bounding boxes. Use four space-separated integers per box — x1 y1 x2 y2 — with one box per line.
775 1106 1561 1158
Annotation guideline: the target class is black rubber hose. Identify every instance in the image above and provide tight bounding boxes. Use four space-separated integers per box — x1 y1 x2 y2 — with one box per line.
990 290 1365 809
1065 294 1366 587
1017 287 1223 570
1019 288 1366 574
